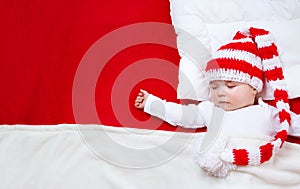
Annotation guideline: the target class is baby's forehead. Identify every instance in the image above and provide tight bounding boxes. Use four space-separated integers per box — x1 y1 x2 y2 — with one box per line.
209 80 240 85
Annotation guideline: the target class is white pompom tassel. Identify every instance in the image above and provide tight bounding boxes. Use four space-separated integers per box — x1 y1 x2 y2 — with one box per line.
193 140 236 177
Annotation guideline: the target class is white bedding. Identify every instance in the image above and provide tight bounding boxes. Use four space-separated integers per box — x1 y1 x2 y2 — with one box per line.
170 0 300 100
1 125 300 189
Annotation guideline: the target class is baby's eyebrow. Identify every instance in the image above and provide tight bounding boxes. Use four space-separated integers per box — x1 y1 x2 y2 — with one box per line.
209 82 218 86
225 81 238 84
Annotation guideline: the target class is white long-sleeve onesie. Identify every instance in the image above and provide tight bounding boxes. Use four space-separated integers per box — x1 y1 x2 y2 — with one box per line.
144 94 300 176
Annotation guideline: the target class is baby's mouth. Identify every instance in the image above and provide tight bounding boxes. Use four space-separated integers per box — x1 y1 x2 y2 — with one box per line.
219 101 229 104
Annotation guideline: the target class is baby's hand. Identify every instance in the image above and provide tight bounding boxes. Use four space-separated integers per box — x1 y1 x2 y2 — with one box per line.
134 89 149 109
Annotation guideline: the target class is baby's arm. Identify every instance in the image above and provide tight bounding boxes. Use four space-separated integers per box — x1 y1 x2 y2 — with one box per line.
135 89 208 128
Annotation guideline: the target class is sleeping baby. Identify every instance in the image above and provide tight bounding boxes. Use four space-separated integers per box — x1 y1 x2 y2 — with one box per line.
134 27 298 177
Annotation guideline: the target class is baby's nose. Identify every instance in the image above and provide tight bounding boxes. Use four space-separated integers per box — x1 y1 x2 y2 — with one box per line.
217 87 226 96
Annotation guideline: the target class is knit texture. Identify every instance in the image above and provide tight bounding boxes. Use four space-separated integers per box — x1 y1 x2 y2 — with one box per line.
206 27 291 166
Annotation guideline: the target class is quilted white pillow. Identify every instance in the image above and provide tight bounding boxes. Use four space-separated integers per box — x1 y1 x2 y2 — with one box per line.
170 0 300 100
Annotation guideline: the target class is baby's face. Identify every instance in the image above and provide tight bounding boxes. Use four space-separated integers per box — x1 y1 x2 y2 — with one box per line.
209 80 257 111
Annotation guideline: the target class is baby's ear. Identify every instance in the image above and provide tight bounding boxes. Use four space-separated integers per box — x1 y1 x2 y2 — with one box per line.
253 88 258 96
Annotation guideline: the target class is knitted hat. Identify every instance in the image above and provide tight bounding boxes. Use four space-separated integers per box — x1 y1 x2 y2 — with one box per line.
206 27 291 167
206 30 263 92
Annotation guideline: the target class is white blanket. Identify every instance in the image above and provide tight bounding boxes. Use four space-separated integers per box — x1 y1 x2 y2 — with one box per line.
1 125 300 189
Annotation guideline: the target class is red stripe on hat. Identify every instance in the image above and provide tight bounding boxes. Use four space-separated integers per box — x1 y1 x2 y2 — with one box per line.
233 31 248 40
274 89 289 101
259 143 273 163
259 43 278 60
206 58 263 80
274 99 289 106
226 27 291 168
233 149 249 165
275 130 288 147
249 27 270 37
219 41 261 57
279 109 291 125
264 67 284 81
273 89 289 104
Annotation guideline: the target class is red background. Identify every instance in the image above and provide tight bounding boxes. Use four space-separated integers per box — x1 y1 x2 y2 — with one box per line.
0 0 176 126
0 0 299 142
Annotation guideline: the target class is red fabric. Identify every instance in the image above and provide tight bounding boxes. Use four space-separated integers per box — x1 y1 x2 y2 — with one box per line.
259 43 279 59
0 1 299 143
279 109 292 125
264 67 284 81
272 98 300 144
219 41 261 57
249 27 270 37
206 58 263 80
259 143 274 163
0 0 176 127
275 130 288 147
233 149 249 165
232 31 248 40
274 89 289 103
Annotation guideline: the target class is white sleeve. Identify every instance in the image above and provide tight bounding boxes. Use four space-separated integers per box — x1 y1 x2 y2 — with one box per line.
144 94 211 128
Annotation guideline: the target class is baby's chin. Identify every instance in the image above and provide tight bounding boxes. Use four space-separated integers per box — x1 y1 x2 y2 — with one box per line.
217 102 253 111
216 103 238 111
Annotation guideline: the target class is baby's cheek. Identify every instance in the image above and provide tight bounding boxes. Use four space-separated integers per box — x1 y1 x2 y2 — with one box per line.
235 91 254 104
210 93 218 102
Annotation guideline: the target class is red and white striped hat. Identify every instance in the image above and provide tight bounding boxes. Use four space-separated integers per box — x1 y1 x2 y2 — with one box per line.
206 29 264 92
206 27 291 167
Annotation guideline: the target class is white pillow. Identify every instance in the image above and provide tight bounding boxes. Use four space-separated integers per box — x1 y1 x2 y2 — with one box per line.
170 0 300 100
